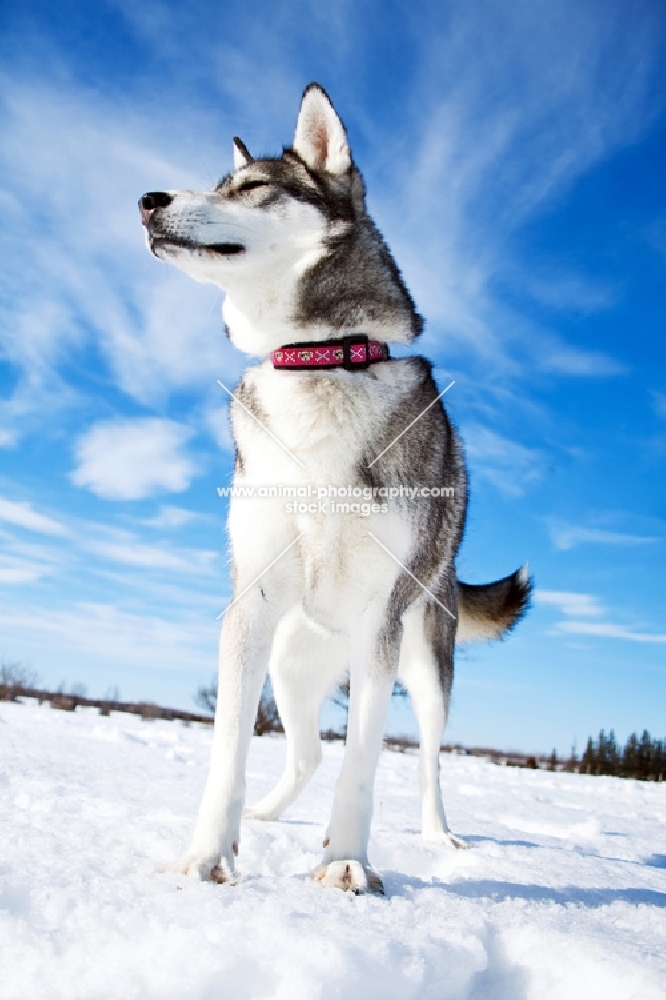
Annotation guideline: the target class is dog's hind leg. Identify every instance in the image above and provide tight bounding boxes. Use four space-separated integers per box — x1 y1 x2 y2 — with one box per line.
398 599 467 849
244 606 347 821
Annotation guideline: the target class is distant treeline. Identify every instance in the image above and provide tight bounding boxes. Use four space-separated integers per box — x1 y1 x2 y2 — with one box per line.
2 661 663 780
554 729 665 782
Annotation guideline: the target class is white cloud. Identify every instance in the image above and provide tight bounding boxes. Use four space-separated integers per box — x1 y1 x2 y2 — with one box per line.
549 523 658 551
557 621 666 644
462 424 544 496
535 586 666 646
537 345 628 377
534 590 604 618
85 539 217 575
203 404 235 452
525 273 617 316
0 555 52 585
71 418 199 500
0 601 217 672
0 496 70 537
142 505 200 529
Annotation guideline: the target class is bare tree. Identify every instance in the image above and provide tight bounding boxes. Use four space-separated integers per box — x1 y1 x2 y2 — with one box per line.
0 659 40 700
195 674 409 738
330 677 409 738
194 679 218 715
253 682 283 735
194 676 283 735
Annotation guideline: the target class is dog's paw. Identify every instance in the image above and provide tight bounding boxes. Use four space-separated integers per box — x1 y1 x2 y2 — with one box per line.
313 860 384 895
423 830 468 849
159 843 238 882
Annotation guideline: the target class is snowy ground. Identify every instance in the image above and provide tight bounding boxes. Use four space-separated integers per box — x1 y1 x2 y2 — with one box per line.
1 700 665 1000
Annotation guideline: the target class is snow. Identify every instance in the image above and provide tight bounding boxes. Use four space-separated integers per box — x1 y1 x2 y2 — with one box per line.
1 700 665 1000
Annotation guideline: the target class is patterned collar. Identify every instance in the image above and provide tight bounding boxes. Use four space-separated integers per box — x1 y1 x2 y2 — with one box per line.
271 334 390 371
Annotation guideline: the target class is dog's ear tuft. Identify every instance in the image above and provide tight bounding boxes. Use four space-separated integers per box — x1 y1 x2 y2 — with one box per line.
293 83 351 175
233 137 254 171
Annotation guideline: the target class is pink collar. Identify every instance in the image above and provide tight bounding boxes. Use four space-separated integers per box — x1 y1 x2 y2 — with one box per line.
271 334 390 371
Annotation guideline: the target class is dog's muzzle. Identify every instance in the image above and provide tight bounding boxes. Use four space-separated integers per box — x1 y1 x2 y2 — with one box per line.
139 193 246 258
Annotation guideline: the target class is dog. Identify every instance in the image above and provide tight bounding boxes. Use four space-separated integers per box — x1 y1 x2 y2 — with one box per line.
139 83 531 894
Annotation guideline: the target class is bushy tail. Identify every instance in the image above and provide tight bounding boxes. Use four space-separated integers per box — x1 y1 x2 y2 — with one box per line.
456 565 532 642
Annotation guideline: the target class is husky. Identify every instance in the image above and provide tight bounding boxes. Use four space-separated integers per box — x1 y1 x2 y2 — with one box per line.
139 83 531 894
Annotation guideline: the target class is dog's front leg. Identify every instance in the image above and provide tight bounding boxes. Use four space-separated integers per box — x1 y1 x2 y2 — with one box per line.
315 605 401 895
168 597 276 881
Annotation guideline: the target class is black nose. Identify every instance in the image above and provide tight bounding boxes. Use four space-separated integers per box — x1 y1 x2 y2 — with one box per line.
140 191 173 211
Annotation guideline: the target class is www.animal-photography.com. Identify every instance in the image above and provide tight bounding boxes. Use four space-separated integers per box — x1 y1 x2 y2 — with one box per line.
1 2 665 998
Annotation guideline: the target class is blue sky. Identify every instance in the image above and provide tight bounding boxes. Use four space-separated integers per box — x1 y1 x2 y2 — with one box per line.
1 0 665 753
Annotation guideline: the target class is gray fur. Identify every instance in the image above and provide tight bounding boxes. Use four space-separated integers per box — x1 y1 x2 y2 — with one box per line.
293 200 423 340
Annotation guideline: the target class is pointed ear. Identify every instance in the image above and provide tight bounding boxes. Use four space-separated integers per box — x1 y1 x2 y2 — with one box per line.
233 137 254 171
293 84 351 174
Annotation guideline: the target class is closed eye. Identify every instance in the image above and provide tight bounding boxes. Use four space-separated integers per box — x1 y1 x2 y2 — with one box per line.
236 179 269 193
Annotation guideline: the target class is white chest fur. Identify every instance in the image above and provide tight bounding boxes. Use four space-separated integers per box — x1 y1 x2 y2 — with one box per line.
227 360 416 627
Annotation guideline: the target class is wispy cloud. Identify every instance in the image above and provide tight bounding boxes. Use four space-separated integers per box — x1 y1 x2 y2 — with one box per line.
462 424 545 496
0 528 66 587
534 590 604 618
71 418 199 500
142 505 201 530
536 344 628 378
0 600 218 672
524 272 618 316
0 506 221 598
0 74 242 435
536 587 666 645
557 621 666 645
549 522 659 551
0 496 70 537
374 1 664 376
203 404 235 453
0 555 54 585
84 539 217 575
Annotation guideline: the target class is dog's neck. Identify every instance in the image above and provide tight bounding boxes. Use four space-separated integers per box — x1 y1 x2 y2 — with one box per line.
222 220 423 357
222 292 336 357
223 291 416 359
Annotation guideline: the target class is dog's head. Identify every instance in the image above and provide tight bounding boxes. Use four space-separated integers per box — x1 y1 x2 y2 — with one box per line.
140 84 422 355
